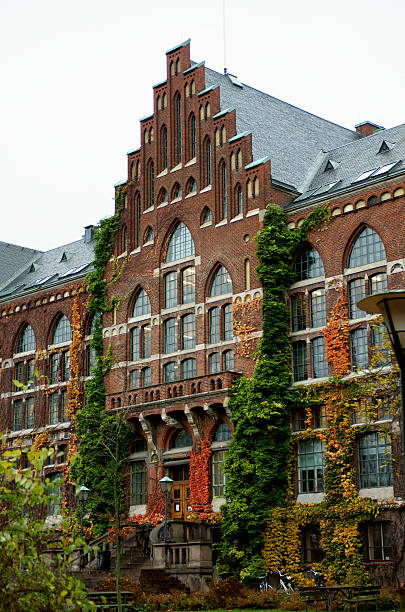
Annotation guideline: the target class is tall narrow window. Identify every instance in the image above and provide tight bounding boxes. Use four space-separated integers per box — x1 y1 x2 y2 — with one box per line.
174 92 182 164
132 289 151 317
212 450 226 496
189 114 196 159
160 126 167 170
209 266 232 296
230 152 236 170
370 273 387 294
147 161 154 208
291 293 306 332
181 358 196 379
164 271 178 308
220 162 228 219
223 349 234 370
130 462 147 505
136 195 141 248
16 325 36 353
222 304 233 340
292 341 308 382
311 337 328 378
209 307 220 343
181 267 195 303
13 400 24 431
26 397 35 429
49 393 59 425
203 138 212 186
164 361 178 382
51 315 72 344
350 328 368 370
237 149 242 169
237 186 243 215
298 438 324 493
209 352 220 374
359 433 392 488
310 289 326 328
164 318 177 354
348 278 365 319
181 314 196 350
245 258 250 290
50 353 60 384
293 246 324 281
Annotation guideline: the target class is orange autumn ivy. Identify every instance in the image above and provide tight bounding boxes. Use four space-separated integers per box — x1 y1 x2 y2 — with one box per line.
323 283 350 378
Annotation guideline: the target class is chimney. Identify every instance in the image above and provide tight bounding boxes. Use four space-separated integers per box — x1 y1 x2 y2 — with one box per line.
355 121 384 137
84 225 96 244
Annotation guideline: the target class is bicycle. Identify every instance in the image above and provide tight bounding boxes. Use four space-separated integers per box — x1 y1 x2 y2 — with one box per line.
307 566 325 587
259 572 272 592
275 569 295 593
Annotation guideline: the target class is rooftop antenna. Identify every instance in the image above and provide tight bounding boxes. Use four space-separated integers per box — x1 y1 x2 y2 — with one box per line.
222 0 227 75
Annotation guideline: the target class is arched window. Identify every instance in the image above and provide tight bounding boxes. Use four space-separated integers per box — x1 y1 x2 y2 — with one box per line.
215 128 220 147
171 182 182 200
213 422 232 442
191 80 195 95
223 349 234 370
348 227 386 268
158 188 168 206
221 125 226 144
163 361 177 382
149 127 154 142
51 315 72 344
206 102 210 117
237 149 242 169
203 138 212 186
293 246 325 281
220 161 228 219
210 266 232 296
163 93 167 108
16 325 36 353
186 177 197 195
171 428 193 449
188 113 196 159
181 358 196 380
230 152 236 170
176 58 181 74
143 227 154 244
165 223 195 262
254 176 259 196
170 61 175 76
160 126 167 170
174 92 182 164
132 289 151 318
185 83 189 97
147 161 154 208
199 105 204 121
209 352 220 374
135 194 141 247
201 207 212 225
157 95 161 110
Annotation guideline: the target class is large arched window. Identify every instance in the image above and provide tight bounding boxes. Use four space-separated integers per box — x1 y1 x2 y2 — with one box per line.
348 227 386 268
170 428 193 449
16 325 36 353
51 315 72 344
174 92 182 164
209 266 232 297
293 246 325 281
132 289 151 318
165 223 195 263
160 126 168 171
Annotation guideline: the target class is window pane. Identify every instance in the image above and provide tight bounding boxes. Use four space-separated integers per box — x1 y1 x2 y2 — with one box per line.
292 341 308 382
165 223 195 262
49 394 59 425
348 278 366 319
298 439 324 493
209 352 220 374
312 337 328 378
163 361 178 382
350 328 368 370
181 314 195 350
26 397 35 429
13 400 24 430
223 349 234 371
209 308 220 343
291 293 306 331
164 319 177 354
141 367 151 387
164 271 178 308
212 450 226 496
61 351 70 381
52 315 72 344
133 289 151 317
171 429 193 448
310 289 326 328
293 246 324 281
210 267 232 297
348 228 386 268
61 390 69 422
359 432 392 488
130 461 147 505
130 370 140 389
181 267 195 304
16 325 36 353
50 353 60 384
142 325 151 358
131 327 140 361
222 304 233 340
47 473 62 515
213 422 231 442
181 358 196 380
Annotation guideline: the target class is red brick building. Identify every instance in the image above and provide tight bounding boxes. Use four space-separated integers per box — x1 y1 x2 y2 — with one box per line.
2 39 405 583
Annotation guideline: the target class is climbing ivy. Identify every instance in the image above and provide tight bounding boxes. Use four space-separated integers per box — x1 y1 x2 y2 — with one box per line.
219 204 330 580
71 189 132 537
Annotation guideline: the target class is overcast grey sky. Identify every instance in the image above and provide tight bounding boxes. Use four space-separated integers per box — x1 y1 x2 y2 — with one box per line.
1 0 404 252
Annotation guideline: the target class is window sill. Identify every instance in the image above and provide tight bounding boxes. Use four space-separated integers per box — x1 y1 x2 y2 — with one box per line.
185 157 196 166
156 169 168 178
185 191 197 199
230 214 243 223
359 486 394 500
143 206 154 214
246 208 260 217
157 201 168 208
170 163 182 173
215 219 228 228
171 197 182 204
296 492 325 504
200 185 212 193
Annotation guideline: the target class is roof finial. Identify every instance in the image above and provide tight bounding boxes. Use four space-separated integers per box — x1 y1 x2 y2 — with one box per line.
222 0 227 75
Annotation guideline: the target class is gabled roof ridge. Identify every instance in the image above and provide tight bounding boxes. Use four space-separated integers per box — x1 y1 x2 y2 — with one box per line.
0 240 42 254
320 122 405 156
204 66 358 136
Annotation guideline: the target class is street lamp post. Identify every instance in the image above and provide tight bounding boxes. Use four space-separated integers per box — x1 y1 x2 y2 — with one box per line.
159 476 173 542
358 290 405 489
77 485 90 538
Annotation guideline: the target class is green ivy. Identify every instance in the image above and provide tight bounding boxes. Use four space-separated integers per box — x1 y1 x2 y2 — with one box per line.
71 188 132 536
219 204 330 580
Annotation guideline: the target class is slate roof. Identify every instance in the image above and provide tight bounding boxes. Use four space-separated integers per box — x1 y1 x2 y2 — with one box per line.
0 242 42 291
0 234 95 301
204 67 360 190
286 123 405 208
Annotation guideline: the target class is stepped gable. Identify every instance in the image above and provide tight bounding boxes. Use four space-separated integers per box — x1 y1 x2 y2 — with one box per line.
204 66 359 190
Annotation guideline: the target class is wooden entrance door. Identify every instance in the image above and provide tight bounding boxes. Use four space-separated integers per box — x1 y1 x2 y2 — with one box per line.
169 464 190 520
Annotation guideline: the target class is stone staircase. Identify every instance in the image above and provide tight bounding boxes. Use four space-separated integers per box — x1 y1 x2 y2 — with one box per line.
139 568 190 594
